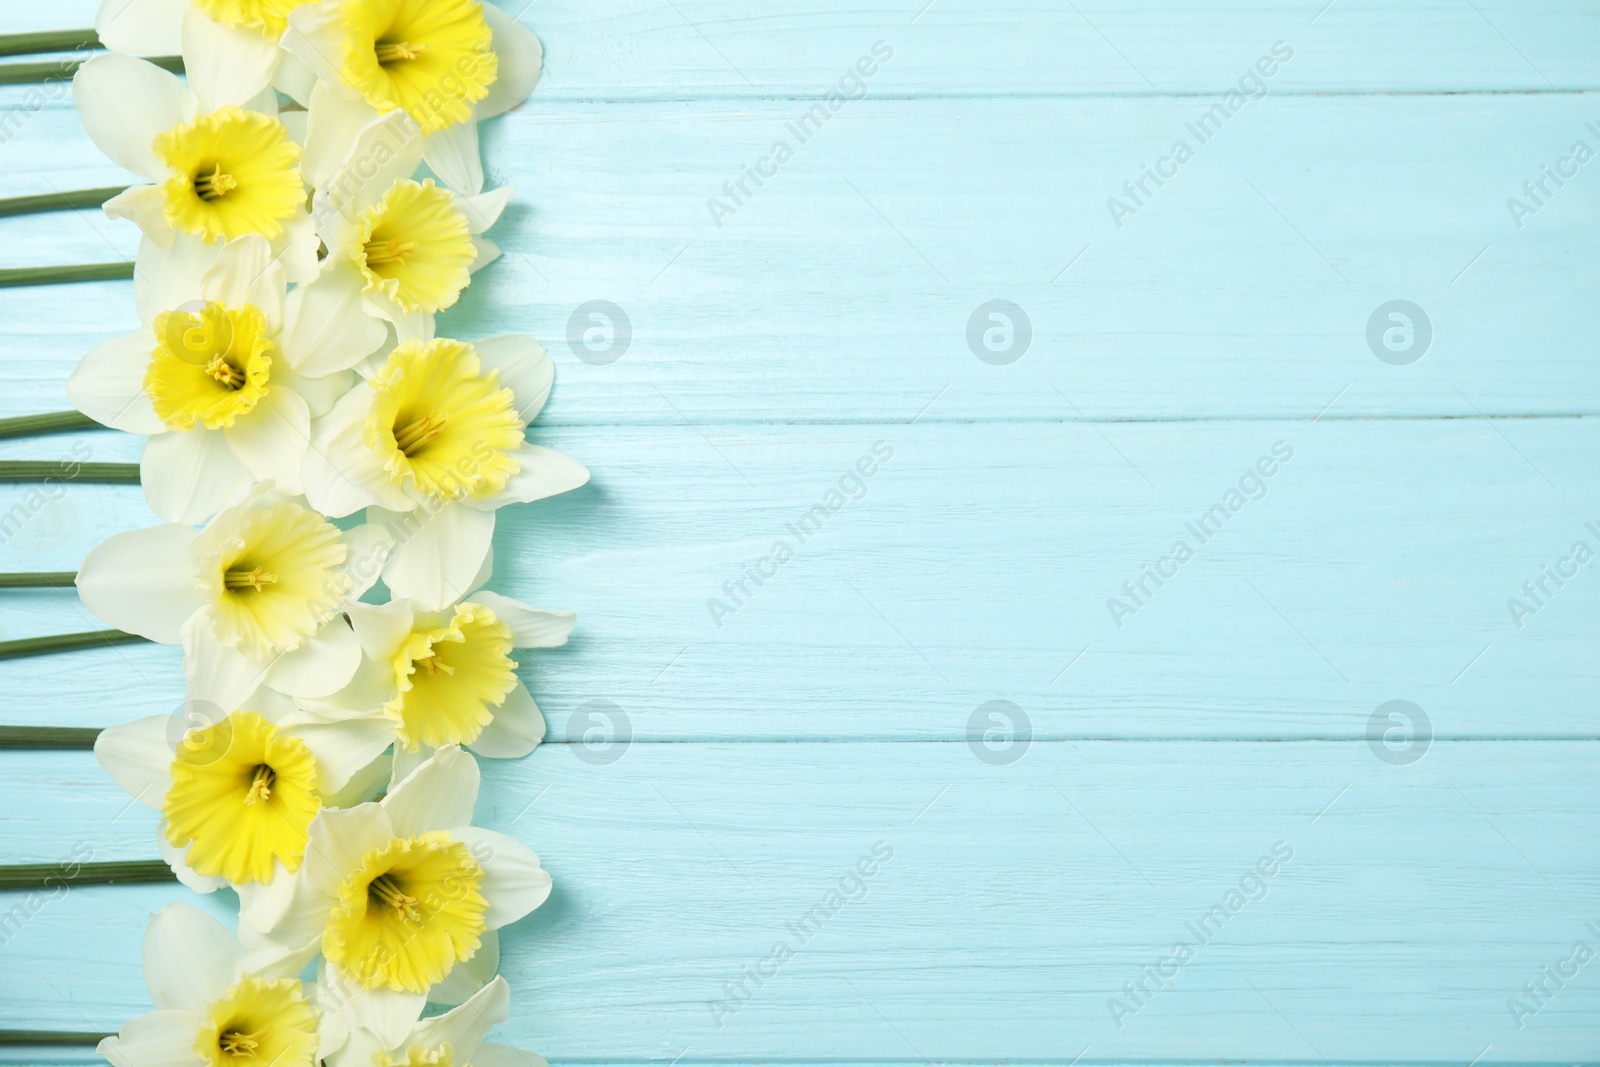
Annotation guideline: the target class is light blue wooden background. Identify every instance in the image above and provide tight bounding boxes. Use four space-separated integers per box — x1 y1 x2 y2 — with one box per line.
2 1 1598 1063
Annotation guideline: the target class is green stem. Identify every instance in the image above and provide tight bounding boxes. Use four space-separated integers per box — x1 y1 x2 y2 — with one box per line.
0 411 99 438
0 1030 110 1045
0 630 146 661
0 461 139 482
0 860 174 890
0 187 129 220
0 571 77 587
0 726 100 749
0 263 134 287
0 53 179 85
0 29 101 58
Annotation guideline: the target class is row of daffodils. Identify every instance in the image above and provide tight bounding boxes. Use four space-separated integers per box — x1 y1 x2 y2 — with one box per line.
66 2 577 1065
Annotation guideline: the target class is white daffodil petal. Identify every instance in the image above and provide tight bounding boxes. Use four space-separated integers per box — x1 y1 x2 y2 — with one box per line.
322 747 392 809
469 681 544 759
333 972 427 1050
225 386 311 495
72 54 186 179
94 715 176 807
300 81 379 192
69 331 162 434
314 107 426 225
479 6 543 119
389 743 430 790
271 210 321 286
236 862 298 941
464 591 574 648
180 6 279 110
288 715 397 793
183 624 272 710
345 599 415 660
105 184 175 247
200 235 284 328
303 390 411 517
282 1 349 99
157 830 227 894
302 801 394 898
343 523 395 599
95 0 187 55
273 51 318 106
427 928 498 1006
423 121 483 196
458 186 513 235
452 827 552 930
276 368 354 419
97 1008 202 1067
134 234 217 324
379 503 496 611
281 264 387 376
144 902 241 1012
476 445 590 509
265 616 362 699
471 334 553 423
470 1044 550 1067
469 236 501 273
382 745 478 837
76 522 200 642
142 427 251 525
411 975 508 1057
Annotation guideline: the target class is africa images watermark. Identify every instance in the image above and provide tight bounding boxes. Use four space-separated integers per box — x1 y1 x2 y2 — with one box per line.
1107 41 1294 229
1506 919 1600 1030
0 440 95 547
1503 519 1600 630
1106 441 1294 629
706 840 895 1028
1108 840 1295 1029
706 41 895 228
707 441 894 629
1504 119 1600 230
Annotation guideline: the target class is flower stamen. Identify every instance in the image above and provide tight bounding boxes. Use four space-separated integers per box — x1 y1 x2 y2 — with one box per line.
368 873 421 921
194 165 240 201
363 236 419 267
393 411 447 456
244 765 275 807
206 356 247 388
218 1028 263 1056
224 565 279 592
375 40 427 64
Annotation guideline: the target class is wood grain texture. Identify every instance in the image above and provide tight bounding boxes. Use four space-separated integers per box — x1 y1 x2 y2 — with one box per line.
2 742 1596 1062
1 1 1597 1064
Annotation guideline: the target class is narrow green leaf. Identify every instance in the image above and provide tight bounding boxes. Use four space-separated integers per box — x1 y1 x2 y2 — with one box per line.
0 263 135 287
0 53 179 85
0 726 101 749
0 571 77 588
0 1030 111 1046
0 860 175 890
0 460 139 482
0 630 147 661
0 28 101 57
0 187 130 220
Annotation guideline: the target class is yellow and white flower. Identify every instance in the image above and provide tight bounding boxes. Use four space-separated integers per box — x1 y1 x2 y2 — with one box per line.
283 0 543 195
76 486 391 709
93 690 392 895
321 975 546 1067
308 109 512 340
243 747 550 1035
302 334 587 610
68 235 386 524
97 903 327 1067
72 54 317 281
294 589 573 782
94 0 315 110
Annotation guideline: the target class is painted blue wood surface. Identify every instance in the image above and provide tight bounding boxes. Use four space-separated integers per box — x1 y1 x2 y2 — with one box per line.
1 1 1597 1064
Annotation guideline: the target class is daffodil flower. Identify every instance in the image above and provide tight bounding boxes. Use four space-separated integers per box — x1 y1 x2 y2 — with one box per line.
320 974 546 1067
97 903 326 1067
94 689 392 896
72 54 318 281
67 235 386 525
302 334 587 611
309 109 512 339
292 589 572 783
95 0 316 111
283 0 542 195
242 747 551 1034
76 486 393 710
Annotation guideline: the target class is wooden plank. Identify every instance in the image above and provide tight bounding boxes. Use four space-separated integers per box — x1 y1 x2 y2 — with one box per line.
3 95 1598 423
0 419 1593 740
2 741 1595 1061
8 1 1600 95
